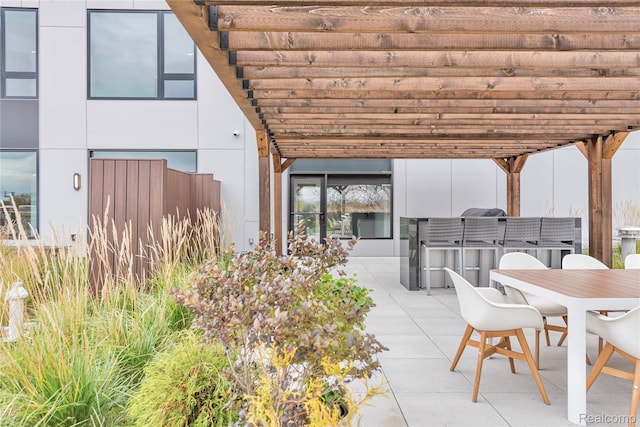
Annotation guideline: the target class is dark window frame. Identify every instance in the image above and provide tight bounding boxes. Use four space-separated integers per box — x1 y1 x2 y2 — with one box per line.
288 169 394 240
0 7 38 99
87 9 197 100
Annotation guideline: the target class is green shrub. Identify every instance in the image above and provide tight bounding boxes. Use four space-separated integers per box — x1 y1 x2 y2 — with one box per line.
127 330 236 427
172 226 387 425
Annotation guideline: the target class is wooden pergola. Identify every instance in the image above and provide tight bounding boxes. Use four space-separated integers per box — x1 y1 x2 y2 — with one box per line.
167 0 640 265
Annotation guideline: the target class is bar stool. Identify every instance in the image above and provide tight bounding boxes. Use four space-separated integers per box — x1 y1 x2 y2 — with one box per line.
501 217 542 256
461 217 499 286
536 217 575 267
421 217 463 295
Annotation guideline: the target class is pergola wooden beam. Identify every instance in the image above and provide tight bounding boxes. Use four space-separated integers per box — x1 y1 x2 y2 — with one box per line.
224 31 640 51
578 132 629 266
214 6 640 33
494 155 528 216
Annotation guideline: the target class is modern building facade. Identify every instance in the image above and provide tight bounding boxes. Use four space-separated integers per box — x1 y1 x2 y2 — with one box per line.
1 0 639 256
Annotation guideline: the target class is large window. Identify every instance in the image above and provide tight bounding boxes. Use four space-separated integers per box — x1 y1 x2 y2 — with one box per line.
1 8 38 98
90 150 197 173
88 10 196 99
289 160 392 240
0 151 38 238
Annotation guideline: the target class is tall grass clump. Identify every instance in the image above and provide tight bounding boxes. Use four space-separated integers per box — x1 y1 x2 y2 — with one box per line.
127 329 236 427
0 202 223 426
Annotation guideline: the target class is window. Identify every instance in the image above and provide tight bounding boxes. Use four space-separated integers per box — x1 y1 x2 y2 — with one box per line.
327 176 392 239
0 151 38 238
90 150 197 173
289 160 393 239
1 8 38 98
88 10 196 99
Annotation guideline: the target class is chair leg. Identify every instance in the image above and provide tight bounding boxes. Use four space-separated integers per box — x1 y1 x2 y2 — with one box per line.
542 316 551 346
472 331 489 402
556 315 568 347
630 359 640 427
503 336 516 374
586 343 615 391
515 329 550 405
451 324 473 372
535 329 540 370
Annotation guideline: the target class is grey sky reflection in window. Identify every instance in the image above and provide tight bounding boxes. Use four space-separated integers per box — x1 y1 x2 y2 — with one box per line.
163 13 194 74
90 151 196 173
4 10 37 73
0 151 37 201
90 12 157 98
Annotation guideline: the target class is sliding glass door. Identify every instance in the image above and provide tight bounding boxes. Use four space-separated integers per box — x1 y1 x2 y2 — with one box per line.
290 176 325 241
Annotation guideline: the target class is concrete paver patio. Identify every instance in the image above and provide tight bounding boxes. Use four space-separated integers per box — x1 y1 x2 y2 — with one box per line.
344 257 633 427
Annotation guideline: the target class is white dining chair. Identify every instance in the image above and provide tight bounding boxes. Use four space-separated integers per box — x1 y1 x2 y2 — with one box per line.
499 252 569 349
562 253 618 355
624 254 640 269
586 306 640 427
561 253 608 269
446 268 550 405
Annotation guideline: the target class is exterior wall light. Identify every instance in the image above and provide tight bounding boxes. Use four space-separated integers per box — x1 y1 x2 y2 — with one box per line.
73 173 81 191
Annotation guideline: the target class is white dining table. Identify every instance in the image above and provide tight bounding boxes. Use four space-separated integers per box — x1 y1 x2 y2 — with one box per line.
489 268 640 426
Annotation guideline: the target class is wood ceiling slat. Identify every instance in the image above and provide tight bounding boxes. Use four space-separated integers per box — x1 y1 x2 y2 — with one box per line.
199 1 640 6
250 89 640 100
225 31 640 51
235 51 640 68
241 66 640 79
247 77 640 92
253 98 640 109
272 128 611 135
216 6 640 33
258 106 640 114
264 112 640 120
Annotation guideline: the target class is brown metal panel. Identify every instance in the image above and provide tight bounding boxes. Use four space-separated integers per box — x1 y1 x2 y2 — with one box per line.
113 160 128 239
137 161 152 280
88 159 105 293
102 159 116 228
149 160 165 247
125 160 140 279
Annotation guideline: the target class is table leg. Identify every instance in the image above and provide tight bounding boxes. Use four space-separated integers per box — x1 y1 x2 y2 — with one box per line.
567 307 587 426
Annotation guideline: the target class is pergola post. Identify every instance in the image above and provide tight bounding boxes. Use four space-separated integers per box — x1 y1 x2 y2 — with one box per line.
577 132 628 267
271 155 295 255
257 130 271 238
494 155 528 216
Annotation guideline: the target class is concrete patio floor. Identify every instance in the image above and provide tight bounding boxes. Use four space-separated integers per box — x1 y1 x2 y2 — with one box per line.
344 257 634 427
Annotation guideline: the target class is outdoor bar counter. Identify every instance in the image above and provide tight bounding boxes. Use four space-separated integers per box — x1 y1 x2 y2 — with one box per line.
399 216 581 291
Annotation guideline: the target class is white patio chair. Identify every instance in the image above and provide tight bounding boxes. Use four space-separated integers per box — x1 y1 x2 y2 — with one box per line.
624 254 640 269
446 268 550 405
561 253 608 270
499 252 569 350
562 253 617 354
586 306 640 427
